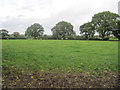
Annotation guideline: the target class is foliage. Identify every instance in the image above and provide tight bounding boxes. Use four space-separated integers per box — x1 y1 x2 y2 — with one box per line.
112 20 120 41
25 23 44 39
79 22 95 40
0 29 9 38
42 35 56 40
92 11 119 40
1 33 27 39
51 21 76 40
12 32 20 38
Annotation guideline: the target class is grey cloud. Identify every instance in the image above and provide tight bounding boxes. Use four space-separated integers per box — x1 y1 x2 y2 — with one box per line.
0 16 39 34
0 0 119 35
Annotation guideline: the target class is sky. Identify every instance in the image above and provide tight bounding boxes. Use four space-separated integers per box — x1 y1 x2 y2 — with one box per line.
0 0 119 35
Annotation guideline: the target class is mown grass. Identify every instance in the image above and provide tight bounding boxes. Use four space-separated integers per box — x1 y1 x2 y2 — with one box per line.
2 40 118 74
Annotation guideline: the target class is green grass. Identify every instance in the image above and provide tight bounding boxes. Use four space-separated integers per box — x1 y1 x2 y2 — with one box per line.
2 40 118 73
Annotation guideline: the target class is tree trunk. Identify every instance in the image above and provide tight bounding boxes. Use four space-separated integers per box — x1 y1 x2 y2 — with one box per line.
34 37 37 39
102 35 104 40
118 38 120 41
63 36 65 40
85 35 88 40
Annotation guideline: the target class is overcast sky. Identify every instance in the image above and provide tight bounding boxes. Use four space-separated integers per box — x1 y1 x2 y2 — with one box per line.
0 0 119 35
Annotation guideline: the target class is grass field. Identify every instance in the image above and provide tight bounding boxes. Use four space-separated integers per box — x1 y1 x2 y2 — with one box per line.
2 40 119 88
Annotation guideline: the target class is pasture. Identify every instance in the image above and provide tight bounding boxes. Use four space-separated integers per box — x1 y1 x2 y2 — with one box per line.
2 40 118 88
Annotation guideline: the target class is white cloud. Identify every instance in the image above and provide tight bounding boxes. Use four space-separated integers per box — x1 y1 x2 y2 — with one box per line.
0 0 119 35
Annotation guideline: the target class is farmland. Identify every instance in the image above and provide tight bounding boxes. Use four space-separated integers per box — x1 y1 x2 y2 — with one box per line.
2 40 119 88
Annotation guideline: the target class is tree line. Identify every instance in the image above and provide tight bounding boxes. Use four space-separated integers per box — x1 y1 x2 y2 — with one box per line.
0 11 120 40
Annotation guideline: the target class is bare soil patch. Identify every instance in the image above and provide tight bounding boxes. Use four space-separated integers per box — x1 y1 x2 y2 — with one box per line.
2 69 119 88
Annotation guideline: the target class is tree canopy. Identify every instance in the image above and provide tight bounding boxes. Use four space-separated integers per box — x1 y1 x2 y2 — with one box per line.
51 21 76 40
79 22 95 40
0 29 9 38
92 11 119 40
12 32 20 38
25 23 44 39
112 19 120 40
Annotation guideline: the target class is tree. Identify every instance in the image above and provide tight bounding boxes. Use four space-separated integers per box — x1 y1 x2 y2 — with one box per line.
92 11 119 40
0 29 9 39
12 32 20 38
79 22 95 40
25 23 44 39
51 21 75 40
112 19 120 41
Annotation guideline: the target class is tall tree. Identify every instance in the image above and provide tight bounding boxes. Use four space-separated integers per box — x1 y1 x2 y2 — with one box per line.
79 22 95 40
92 11 119 40
12 32 20 38
112 19 120 41
25 23 44 39
51 21 75 40
0 29 9 38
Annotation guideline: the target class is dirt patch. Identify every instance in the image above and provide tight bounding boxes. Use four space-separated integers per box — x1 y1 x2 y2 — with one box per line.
2 70 119 88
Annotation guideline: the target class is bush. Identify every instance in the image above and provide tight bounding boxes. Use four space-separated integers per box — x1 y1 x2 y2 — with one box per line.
0 37 27 40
